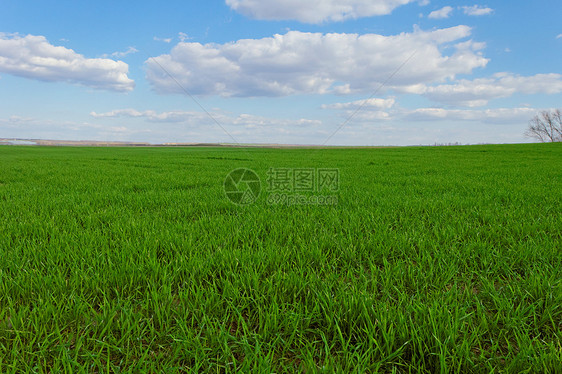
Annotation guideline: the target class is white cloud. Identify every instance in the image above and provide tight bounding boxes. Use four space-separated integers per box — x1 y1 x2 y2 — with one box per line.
146 27 488 97
90 108 322 128
233 114 322 128
321 98 396 121
3 105 540 146
225 0 417 23
461 5 493 16
322 99 540 125
422 73 562 106
178 32 191 42
91 109 199 122
404 107 537 124
0 115 139 142
154 36 172 43
557 34 562 39
342 110 393 121
321 97 396 110
428 6 453 19
101 46 138 59
321 93 546 125
0 33 135 92
89 108 326 144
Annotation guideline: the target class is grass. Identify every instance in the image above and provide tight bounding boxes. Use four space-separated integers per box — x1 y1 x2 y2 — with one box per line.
0 143 561 372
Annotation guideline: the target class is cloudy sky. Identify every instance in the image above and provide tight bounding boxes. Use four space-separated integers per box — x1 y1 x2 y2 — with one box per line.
1 0 561 145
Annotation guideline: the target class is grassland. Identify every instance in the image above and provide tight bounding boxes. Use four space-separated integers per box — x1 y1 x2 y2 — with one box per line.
0 143 561 373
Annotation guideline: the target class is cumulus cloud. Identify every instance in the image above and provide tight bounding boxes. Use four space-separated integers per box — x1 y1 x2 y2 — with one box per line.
146 27 488 97
422 73 562 106
225 0 417 23
461 5 493 16
428 6 453 19
0 33 135 92
557 34 562 39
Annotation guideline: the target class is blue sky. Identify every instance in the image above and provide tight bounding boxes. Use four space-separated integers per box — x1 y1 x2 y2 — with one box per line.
1 0 561 145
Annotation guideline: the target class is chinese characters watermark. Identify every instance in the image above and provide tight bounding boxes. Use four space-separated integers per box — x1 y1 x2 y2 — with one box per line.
224 167 339 206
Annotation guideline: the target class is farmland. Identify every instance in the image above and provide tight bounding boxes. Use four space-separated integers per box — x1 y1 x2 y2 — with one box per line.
0 143 561 372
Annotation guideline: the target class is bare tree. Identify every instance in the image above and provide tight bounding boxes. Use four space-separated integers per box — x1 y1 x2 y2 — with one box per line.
525 109 562 142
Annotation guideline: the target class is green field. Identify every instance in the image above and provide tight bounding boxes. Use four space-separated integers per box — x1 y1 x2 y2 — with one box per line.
0 144 561 372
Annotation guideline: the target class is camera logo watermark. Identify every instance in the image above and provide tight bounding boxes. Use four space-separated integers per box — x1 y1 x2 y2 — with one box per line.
224 167 339 206
224 168 261 205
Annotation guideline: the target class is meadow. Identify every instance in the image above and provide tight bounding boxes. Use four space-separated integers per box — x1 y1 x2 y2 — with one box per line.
0 143 560 373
